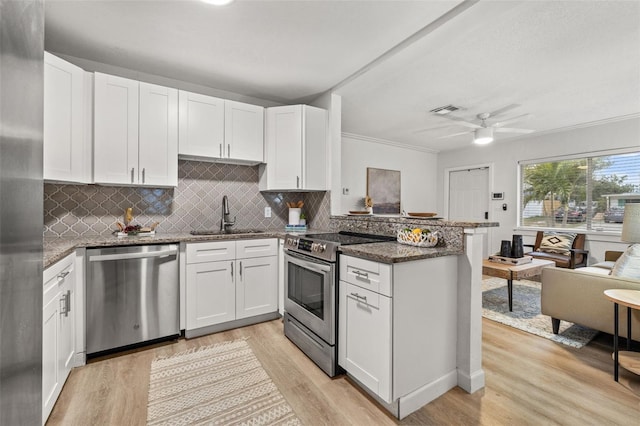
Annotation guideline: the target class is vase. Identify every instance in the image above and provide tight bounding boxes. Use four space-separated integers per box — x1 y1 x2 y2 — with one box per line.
500 240 512 257
511 234 524 258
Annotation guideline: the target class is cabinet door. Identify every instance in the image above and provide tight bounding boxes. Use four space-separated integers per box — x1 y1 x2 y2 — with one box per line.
178 90 224 158
235 256 277 319
94 72 139 184
59 266 75 385
44 53 87 183
224 100 264 162
186 261 235 330
339 282 392 403
264 105 302 189
42 285 61 425
139 82 178 186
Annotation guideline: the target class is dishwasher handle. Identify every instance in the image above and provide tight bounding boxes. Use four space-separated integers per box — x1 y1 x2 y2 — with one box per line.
89 246 178 262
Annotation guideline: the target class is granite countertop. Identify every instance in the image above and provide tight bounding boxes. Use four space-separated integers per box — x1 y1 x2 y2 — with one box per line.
44 230 290 268
334 214 499 228
339 241 464 264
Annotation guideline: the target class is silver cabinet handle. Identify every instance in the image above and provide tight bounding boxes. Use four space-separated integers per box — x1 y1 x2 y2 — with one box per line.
227 144 230 158
296 176 300 188
350 292 367 302
57 270 70 282
219 144 222 158
131 167 135 183
142 168 145 184
239 261 242 279
60 290 70 317
231 262 234 278
353 270 369 279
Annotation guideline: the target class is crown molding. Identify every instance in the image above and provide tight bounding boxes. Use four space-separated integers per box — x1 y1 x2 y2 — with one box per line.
342 132 439 154
504 113 640 143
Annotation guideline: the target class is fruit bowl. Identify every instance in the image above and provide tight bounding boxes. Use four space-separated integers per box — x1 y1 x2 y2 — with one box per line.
396 228 439 247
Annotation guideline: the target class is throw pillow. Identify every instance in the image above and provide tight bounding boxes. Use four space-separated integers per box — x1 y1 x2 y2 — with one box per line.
538 232 577 255
611 244 640 280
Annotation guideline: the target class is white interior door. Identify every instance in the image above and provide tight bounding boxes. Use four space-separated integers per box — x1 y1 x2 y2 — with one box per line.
448 167 490 256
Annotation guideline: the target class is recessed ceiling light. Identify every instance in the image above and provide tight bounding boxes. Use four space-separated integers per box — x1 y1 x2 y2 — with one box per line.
202 0 235 6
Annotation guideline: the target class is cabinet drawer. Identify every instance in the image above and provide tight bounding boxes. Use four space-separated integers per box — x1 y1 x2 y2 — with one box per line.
186 241 235 264
344 281 380 309
340 255 391 297
44 253 75 291
236 238 277 259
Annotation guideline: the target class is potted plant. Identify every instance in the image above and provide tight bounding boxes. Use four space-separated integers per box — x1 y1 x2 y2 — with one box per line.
299 213 307 226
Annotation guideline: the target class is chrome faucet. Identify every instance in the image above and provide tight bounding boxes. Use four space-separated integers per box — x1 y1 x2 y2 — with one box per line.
220 195 236 232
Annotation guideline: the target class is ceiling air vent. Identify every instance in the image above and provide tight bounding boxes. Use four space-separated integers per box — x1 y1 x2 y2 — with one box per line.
430 105 460 115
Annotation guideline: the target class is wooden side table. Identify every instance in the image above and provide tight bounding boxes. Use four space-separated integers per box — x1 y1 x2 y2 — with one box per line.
482 258 555 311
603 289 640 381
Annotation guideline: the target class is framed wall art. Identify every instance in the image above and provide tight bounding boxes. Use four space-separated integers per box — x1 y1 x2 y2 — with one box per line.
366 167 401 214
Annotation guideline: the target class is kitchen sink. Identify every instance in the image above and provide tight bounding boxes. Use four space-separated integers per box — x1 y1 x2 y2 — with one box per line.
190 229 266 236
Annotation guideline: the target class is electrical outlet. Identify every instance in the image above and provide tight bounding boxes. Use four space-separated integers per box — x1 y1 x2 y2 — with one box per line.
342 188 349 195
264 207 271 218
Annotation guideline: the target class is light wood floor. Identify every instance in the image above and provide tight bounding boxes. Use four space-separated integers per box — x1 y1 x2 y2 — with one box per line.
47 318 640 426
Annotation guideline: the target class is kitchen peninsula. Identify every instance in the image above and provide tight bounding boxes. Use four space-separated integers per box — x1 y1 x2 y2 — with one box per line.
333 215 497 419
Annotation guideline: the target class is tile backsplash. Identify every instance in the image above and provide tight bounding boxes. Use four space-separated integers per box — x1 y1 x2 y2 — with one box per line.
44 160 331 237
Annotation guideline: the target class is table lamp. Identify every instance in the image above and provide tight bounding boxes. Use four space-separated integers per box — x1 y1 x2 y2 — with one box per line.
621 204 640 245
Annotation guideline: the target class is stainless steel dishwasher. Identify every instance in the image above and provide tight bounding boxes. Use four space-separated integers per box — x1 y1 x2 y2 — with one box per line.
86 244 179 356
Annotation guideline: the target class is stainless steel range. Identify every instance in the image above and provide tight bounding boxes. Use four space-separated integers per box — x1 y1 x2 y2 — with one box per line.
283 232 394 376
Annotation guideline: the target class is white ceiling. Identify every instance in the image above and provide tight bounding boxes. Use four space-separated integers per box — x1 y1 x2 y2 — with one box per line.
45 0 640 152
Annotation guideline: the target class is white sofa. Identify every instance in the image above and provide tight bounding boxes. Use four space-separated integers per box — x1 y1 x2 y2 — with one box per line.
541 251 640 341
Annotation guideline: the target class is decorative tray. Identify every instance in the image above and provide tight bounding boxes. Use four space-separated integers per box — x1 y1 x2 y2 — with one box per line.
116 231 156 237
396 228 439 247
407 212 438 218
348 211 372 215
487 255 532 265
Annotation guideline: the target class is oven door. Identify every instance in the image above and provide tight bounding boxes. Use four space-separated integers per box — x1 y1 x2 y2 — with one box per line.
284 251 335 345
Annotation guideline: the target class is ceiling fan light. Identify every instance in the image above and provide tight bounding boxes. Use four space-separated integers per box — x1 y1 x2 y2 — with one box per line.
474 127 494 145
201 0 235 6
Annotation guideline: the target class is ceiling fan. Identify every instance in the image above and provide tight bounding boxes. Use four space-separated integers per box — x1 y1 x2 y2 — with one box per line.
415 104 534 144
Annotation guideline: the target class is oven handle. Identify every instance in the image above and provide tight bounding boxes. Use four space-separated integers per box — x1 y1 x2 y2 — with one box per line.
284 251 333 274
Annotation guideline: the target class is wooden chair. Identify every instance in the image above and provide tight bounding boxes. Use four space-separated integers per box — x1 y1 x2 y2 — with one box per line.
523 231 588 269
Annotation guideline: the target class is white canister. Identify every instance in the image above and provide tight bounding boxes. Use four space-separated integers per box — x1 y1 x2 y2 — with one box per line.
288 208 301 225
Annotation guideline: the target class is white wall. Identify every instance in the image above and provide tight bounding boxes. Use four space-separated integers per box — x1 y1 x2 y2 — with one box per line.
54 53 282 107
436 116 640 263
311 92 342 215
341 134 438 213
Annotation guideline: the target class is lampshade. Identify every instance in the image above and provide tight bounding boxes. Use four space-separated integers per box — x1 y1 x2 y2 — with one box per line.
621 203 640 243
474 127 494 145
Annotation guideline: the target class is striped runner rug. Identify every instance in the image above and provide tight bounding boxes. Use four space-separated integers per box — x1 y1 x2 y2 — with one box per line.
147 339 301 425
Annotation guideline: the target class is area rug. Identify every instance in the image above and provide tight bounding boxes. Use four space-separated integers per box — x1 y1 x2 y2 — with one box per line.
147 339 301 426
482 277 598 348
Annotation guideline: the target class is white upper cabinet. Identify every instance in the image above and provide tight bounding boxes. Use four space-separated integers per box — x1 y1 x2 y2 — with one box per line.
139 82 178 186
44 52 91 183
178 90 225 158
178 91 264 164
224 100 264 163
260 104 328 191
94 72 178 186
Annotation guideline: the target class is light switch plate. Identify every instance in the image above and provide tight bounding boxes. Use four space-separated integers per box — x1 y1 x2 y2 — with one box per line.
264 207 271 218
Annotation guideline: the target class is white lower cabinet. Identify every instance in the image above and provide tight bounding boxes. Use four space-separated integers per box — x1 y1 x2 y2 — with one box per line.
339 254 459 419
341 282 392 402
185 239 278 336
43 253 76 425
186 260 235 329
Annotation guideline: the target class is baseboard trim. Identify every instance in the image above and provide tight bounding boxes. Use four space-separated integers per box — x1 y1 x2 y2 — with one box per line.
185 312 281 339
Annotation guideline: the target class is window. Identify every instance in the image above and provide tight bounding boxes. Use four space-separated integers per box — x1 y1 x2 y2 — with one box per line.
520 150 640 232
